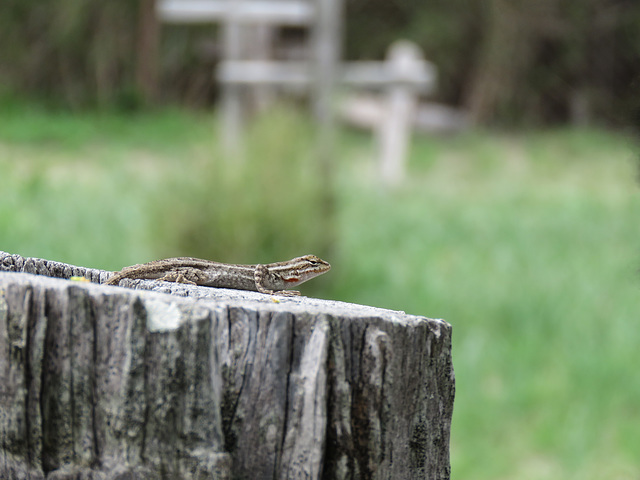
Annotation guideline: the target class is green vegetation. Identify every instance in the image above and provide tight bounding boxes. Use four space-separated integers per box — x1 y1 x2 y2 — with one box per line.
4 1 640 125
1 104 639 479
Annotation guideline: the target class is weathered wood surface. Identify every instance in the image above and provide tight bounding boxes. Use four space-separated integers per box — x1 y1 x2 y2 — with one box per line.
0 252 455 479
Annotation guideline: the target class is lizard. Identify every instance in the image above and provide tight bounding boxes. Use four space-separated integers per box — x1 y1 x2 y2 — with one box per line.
104 254 331 296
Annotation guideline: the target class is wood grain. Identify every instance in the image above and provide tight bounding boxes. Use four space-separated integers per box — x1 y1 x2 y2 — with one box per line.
0 251 454 479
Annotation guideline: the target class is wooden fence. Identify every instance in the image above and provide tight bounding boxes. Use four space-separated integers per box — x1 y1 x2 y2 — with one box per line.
158 0 436 184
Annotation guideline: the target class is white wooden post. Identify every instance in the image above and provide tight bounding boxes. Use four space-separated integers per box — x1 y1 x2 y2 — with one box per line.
378 41 425 186
157 2 439 181
312 0 342 250
222 0 244 156
158 0 317 157
245 24 276 112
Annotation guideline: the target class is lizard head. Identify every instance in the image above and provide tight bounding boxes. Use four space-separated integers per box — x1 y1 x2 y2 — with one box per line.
279 255 331 285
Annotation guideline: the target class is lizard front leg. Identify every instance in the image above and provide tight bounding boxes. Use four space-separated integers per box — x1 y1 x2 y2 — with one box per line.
254 264 300 296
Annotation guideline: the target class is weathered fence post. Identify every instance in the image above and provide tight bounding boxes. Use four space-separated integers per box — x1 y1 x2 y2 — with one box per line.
221 0 244 155
0 251 455 479
377 41 428 186
157 0 334 155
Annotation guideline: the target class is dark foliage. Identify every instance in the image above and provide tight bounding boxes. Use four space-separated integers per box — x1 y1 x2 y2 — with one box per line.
1 0 638 125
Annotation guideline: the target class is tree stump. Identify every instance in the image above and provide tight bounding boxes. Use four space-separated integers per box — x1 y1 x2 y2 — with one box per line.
0 252 455 479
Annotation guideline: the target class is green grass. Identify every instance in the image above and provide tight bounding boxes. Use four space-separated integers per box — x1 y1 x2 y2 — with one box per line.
1 102 639 479
335 129 640 479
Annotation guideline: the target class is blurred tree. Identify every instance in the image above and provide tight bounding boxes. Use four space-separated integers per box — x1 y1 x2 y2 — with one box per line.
463 0 536 125
135 0 159 105
0 0 638 125
0 0 138 108
345 0 640 126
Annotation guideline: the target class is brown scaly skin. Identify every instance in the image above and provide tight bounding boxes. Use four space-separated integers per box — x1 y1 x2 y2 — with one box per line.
105 255 330 296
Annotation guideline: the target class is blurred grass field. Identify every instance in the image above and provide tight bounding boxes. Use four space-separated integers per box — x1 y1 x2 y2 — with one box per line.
1 102 639 479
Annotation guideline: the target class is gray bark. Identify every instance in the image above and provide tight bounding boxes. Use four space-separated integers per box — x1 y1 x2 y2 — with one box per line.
0 251 455 479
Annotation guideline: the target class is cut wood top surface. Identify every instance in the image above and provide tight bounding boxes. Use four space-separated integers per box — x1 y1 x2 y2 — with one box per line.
0 270 446 330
